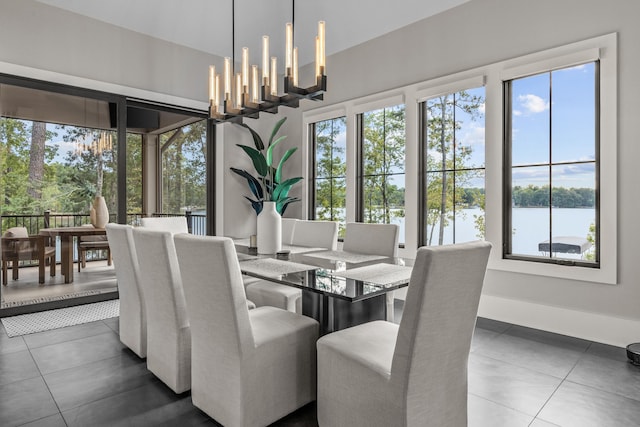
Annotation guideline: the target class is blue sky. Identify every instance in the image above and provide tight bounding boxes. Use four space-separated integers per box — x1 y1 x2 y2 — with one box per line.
511 63 596 189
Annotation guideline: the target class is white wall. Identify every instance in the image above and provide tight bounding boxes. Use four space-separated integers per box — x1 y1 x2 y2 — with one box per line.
296 0 640 346
2 0 639 345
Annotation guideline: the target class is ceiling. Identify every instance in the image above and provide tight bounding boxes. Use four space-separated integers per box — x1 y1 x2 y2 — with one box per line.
36 0 469 67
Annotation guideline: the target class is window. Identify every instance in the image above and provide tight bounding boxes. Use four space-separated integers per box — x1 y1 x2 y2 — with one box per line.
358 105 406 245
422 87 485 246
311 116 347 237
504 62 598 266
126 133 143 219
160 120 207 215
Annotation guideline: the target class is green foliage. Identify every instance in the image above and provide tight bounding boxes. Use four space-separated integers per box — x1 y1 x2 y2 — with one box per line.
362 106 406 225
160 120 207 214
231 117 302 215
314 117 347 237
512 185 595 208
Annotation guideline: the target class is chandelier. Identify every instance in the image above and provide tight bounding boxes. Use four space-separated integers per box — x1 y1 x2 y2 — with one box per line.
75 131 113 156
208 0 326 123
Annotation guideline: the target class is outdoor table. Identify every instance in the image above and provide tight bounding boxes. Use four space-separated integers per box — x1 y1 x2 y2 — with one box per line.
39 226 107 283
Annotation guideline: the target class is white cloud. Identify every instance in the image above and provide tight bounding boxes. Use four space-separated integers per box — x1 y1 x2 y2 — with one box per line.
513 110 523 117
478 102 486 115
518 94 549 114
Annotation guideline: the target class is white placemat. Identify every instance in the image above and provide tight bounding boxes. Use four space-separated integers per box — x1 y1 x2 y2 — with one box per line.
302 250 388 264
239 258 318 277
332 263 413 286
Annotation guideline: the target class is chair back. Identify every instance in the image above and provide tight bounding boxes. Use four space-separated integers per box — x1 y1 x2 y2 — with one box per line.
391 241 491 425
174 234 254 359
281 218 298 245
343 222 399 257
105 223 146 358
133 228 191 392
291 220 338 250
2 227 31 255
140 216 188 234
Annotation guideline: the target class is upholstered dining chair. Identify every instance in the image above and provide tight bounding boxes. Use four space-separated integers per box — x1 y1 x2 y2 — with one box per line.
1 226 56 285
105 223 146 358
174 234 319 427
316 241 492 427
281 217 298 245
139 216 188 234
245 220 339 313
132 228 191 393
291 220 338 250
343 222 399 321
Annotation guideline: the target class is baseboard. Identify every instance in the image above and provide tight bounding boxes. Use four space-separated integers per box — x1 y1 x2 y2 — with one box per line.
477 294 640 348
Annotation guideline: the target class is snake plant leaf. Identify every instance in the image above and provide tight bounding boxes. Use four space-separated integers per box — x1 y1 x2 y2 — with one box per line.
266 135 287 167
230 167 264 200
238 123 265 150
237 144 268 177
275 147 298 184
268 117 287 147
244 196 263 215
272 176 303 201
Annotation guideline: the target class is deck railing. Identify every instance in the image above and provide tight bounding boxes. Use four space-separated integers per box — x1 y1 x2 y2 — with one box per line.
1 211 207 266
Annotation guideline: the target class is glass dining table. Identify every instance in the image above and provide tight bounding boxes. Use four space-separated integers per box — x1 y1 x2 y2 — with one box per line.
234 241 413 335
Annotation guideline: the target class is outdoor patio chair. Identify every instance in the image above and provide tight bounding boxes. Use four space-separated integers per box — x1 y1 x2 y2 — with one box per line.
1 226 56 285
77 224 111 272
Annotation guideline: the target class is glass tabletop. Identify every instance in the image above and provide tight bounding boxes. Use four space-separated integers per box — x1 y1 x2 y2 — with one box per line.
236 243 412 302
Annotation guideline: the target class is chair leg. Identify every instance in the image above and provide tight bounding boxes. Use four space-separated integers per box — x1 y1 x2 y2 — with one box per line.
12 260 19 280
107 249 112 266
50 256 56 277
2 261 7 286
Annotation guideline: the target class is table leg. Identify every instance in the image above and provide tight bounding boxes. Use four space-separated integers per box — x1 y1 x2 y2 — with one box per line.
60 235 74 283
302 291 387 335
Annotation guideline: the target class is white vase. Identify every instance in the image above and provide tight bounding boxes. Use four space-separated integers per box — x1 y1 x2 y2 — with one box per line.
257 201 282 254
91 196 109 228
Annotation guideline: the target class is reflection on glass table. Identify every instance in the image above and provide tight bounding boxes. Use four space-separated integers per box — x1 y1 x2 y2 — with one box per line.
236 245 412 334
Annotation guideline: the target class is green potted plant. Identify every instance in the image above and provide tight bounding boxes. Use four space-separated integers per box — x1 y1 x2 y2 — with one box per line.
230 117 302 215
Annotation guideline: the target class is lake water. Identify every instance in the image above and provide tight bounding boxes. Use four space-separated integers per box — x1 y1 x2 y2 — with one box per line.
420 207 595 257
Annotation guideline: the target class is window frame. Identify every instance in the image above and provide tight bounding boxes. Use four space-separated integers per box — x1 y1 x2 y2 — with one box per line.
494 35 616 284
502 62 600 268
417 78 487 247
308 116 348 228
355 101 407 245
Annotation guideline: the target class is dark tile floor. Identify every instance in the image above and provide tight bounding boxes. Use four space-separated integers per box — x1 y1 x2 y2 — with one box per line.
1 307 639 426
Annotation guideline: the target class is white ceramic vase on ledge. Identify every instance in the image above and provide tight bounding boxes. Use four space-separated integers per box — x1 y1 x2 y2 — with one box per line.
91 196 109 228
257 201 282 254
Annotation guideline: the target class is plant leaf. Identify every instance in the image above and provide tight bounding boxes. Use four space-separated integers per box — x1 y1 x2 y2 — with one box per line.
238 123 264 150
237 145 268 177
266 135 287 167
272 177 302 201
274 147 297 184
268 117 287 147
230 167 263 200
244 196 263 215
277 197 300 215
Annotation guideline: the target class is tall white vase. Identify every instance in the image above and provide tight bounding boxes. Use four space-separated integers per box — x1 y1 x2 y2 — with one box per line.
91 196 109 228
257 201 282 254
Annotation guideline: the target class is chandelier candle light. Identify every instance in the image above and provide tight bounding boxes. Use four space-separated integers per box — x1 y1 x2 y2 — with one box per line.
208 3 326 123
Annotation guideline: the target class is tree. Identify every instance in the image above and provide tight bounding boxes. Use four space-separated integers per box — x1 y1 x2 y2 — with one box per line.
362 106 405 225
161 120 207 214
425 91 484 245
314 117 346 231
27 121 46 201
